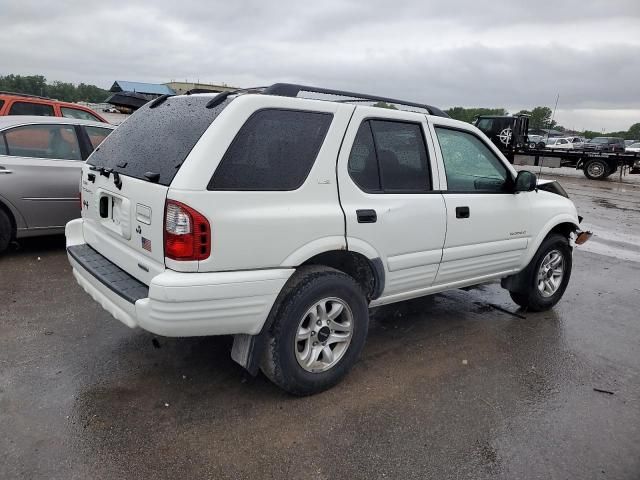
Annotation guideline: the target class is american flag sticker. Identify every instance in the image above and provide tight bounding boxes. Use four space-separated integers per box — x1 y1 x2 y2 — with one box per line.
141 237 152 252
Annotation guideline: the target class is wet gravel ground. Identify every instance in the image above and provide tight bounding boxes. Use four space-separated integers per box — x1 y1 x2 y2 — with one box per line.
1 169 639 479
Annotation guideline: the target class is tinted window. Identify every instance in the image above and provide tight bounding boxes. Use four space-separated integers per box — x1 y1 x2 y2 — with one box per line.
89 95 230 186
435 127 509 192
348 120 431 193
0 100 4 111
8 101 55 116
209 109 332 191
370 120 430 192
348 122 380 192
4 124 82 160
0 134 6 155
84 126 112 150
61 107 101 122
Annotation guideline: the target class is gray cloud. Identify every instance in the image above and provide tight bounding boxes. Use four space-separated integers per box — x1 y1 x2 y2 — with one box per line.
1 0 639 129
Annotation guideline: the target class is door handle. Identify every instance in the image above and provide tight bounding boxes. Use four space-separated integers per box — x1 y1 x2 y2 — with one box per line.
356 209 377 223
456 206 470 219
0 166 12 174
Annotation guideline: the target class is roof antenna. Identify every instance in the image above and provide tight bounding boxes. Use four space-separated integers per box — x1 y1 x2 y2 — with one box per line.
538 93 560 179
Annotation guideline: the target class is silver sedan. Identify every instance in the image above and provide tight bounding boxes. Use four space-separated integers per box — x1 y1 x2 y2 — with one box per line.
0 116 114 252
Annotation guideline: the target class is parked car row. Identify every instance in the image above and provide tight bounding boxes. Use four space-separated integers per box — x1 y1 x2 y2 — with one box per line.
540 135 628 153
0 92 113 251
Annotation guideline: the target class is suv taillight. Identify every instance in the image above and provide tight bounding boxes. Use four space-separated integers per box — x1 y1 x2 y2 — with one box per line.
164 200 211 261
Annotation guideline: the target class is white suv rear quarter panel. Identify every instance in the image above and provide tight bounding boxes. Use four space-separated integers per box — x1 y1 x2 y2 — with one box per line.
170 95 355 271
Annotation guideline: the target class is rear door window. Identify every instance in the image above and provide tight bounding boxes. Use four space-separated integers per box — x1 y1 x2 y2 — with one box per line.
88 95 230 186
209 109 333 191
8 101 55 116
84 126 112 150
0 134 7 155
61 107 102 122
4 124 82 160
348 119 431 193
370 120 431 192
348 122 381 192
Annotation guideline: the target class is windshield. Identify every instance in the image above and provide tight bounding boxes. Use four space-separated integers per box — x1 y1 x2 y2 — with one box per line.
88 95 231 186
590 137 609 144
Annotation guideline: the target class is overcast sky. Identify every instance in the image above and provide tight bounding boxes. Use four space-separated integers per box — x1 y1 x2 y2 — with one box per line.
1 0 639 131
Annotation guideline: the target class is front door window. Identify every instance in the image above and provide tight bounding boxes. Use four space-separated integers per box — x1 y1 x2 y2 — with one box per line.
435 127 509 192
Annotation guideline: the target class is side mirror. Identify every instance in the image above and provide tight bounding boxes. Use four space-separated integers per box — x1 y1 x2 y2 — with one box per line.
514 170 537 192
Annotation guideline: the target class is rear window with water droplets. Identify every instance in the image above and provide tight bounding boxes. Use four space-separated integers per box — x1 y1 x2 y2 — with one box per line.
88 95 230 186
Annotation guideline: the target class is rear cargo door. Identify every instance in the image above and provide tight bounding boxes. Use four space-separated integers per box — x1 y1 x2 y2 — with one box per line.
80 168 168 283
80 95 231 283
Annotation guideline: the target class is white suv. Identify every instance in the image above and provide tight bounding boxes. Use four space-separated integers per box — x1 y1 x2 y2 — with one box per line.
66 84 589 395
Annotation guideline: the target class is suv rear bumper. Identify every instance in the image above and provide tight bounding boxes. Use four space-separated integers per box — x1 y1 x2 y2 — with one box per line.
66 219 294 337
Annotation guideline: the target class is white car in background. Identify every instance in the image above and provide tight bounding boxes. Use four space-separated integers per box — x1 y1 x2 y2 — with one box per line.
544 137 573 149
566 137 585 148
625 142 640 153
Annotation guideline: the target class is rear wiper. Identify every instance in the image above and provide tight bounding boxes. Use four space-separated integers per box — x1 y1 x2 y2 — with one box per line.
144 171 160 183
149 94 173 109
89 165 112 178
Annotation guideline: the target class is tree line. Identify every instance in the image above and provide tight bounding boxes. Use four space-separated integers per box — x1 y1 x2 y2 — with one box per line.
0 74 109 103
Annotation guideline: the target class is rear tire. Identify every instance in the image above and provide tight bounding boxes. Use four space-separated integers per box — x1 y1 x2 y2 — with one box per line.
261 266 369 396
583 159 609 180
509 234 572 312
0 209 12 254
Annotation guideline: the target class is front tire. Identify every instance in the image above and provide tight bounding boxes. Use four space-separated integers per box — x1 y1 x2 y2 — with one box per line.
509 234 572 312
261 266 369 396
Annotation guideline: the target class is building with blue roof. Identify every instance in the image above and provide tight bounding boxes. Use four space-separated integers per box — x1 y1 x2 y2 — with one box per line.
110 81 175 97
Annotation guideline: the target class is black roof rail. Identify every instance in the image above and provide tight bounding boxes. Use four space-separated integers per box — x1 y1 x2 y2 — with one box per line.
205 86 267 109
0 90 54 101
262 83 449 118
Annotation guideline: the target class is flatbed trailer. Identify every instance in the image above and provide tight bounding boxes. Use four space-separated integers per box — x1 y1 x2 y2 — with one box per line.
514 147 640 180
473 114 640 180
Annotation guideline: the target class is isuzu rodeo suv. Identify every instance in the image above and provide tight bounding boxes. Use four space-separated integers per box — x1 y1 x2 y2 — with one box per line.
66 84 590 395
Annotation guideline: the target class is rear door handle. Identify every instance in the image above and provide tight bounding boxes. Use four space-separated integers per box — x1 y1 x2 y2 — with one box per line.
356 209 377 223
456 206 470 219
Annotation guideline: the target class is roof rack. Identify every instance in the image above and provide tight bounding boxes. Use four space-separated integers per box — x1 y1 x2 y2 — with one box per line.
262 83 449 118
0 90 53 101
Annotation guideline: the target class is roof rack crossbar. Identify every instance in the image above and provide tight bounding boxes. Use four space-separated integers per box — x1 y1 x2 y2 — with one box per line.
262 83 449 118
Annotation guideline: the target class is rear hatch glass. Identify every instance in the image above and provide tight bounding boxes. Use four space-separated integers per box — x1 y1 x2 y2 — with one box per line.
88 95 231 186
